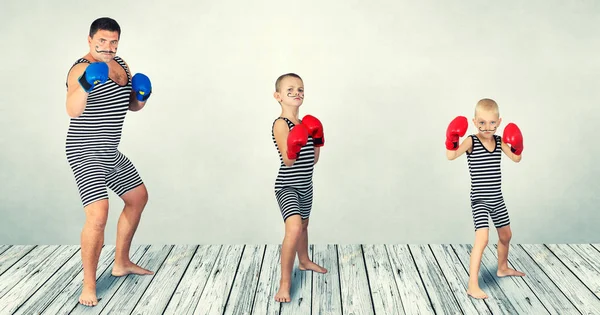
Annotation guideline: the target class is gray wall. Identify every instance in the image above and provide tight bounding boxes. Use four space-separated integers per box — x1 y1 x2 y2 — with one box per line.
1 0 598 245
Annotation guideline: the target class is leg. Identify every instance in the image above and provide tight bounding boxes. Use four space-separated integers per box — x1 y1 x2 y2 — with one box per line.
296 187 327 273
274 188 303 303
70 162 109 307
467 204 490 299
492 205 525 277
106 153 152 276
111 184 153 276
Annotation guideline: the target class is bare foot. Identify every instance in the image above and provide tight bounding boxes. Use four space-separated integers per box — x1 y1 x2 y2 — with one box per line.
79 283 99 307
299 260 328 273
497 268 525 277
112 261 154 277
274 280 291 303
467 285 488 299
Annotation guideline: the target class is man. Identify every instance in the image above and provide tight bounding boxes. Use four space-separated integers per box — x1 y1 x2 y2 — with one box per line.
65 17 154 307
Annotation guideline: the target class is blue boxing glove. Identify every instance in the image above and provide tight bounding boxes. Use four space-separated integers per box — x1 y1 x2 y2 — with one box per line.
132 73 152 102
78 62 108 93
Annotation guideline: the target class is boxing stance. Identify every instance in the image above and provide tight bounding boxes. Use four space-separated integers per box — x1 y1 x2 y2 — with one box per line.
446 98 525 300
65 17 154 307
271 73 327 303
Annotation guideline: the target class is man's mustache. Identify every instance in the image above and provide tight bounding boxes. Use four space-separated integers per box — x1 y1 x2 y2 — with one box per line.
95 48 116 54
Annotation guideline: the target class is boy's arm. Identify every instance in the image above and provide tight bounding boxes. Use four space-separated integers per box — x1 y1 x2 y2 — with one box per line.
501 140 522 162
447 136 473 160
501 122 523 162
314 146 320 165
273 119 297 167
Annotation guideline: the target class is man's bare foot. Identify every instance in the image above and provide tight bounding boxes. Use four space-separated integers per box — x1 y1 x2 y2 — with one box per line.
467 285 488 299
79 283 99 307
497 268 525 277
112 261 154 277
299 260 328 273
274 280 291 303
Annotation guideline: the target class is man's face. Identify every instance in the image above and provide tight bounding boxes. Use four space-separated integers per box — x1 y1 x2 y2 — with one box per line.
88 30 119 62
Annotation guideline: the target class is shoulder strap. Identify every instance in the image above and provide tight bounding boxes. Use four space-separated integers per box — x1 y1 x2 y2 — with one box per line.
272 117 294 130
113 56 131 81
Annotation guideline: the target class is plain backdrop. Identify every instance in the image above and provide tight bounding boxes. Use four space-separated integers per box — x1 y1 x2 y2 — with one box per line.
1 0 598 245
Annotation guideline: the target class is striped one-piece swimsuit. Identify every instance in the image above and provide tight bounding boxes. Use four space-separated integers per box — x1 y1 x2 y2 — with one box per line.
65 56 143 207
272 117 315 221
466 134 510 230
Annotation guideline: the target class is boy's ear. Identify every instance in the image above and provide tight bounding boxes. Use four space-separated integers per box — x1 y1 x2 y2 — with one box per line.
273 91 280 101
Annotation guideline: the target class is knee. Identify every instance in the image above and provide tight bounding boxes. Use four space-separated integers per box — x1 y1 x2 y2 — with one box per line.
474 229 489 247
85 211 108 231
499 230 512 244
301 221 309 232
285 222 303 239
476 237 489 248
124 186 148 211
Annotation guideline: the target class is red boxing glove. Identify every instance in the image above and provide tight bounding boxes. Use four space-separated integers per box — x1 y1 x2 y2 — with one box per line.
503 122 523 155
287 124 309 160
445 116 468 150
301 115 324 146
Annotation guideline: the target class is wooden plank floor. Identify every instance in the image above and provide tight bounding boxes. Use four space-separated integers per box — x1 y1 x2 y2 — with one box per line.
0 244 599 314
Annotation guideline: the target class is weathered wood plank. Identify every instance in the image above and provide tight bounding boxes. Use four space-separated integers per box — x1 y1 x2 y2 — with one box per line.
162 245 222 315
337 244 374 315
0 245 59 300
38 245 119 315
520 244 600 314
0 245 79 314
491 244 579 314
480 245 548 314
131 245 198 315
429 244 491 315
193 244 244 315
386 244 435 315
250 244 281 315
453 244 518 314
362 244 405 314
565 244 600 297
97 245 173 314
14 245 93 314
0 245 36 276
69 244 151 315
409 244 463 314
0 245 11 256
569 244 600 271
280 245 313 315
223 244 264 315
312 244 342 315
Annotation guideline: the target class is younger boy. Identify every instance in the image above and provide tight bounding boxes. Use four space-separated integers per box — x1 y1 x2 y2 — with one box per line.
271 73 328 303
446 98 526 299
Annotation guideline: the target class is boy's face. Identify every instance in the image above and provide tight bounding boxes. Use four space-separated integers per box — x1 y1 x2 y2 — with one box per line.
473 110 502 139
274 77 304 107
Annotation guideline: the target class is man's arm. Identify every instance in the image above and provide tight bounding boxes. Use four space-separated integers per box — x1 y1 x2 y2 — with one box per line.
123 60 148 112
65 63 91 118
447 136 473 160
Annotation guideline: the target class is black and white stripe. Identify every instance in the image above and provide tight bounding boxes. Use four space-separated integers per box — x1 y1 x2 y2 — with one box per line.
466 134 510 230
272 117 315 221
65 56 143 207
275 186 314 221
